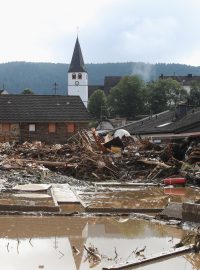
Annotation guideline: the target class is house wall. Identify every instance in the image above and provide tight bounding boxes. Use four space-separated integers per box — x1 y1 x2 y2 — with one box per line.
20 122 88 143
0 122 88 143
0 123 20 142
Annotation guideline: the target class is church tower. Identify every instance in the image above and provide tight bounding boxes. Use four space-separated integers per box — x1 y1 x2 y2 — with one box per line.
68 37 88 107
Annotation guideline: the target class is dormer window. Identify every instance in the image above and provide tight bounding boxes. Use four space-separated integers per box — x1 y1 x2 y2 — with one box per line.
72 73 76 79
78 73 82 79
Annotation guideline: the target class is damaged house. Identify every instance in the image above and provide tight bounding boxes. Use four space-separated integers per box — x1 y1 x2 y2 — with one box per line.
0 95 91 143
122 104 200 142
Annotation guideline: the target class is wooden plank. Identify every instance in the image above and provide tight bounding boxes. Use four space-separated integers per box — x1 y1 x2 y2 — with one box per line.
102 245 194 270
51 184 80 204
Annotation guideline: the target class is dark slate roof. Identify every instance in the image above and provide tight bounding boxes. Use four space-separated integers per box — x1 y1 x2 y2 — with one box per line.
88 85 104 97
159 74 200 86
123 106 200 135
104 76 122 95
68 37 87 73
0 95 91 123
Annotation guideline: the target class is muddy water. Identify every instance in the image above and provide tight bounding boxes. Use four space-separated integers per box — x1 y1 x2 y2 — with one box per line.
78 187 200 210
0 216 199 270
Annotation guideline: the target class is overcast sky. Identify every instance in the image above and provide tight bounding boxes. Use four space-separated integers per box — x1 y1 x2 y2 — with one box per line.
1 0 200 66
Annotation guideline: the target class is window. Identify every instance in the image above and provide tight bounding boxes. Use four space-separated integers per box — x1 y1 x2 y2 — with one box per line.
49 123 56 133
2 123 10 132
67 123 76 133
72 73 76 79
78 73 82 79
29 124 35 132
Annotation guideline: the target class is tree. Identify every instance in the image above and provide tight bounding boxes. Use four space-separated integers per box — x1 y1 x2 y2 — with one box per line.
88 89 107 119
107 75 146 119
188 81 200 106
146 79 187 114
21 88 35 95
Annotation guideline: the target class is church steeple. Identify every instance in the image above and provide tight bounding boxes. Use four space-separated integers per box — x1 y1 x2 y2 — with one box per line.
68 36 88 107
68 37 87 73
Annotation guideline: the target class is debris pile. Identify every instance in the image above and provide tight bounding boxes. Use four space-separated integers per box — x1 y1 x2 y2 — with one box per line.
0 130 199 184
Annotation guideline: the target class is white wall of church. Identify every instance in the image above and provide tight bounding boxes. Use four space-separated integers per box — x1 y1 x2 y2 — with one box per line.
68 72 88 107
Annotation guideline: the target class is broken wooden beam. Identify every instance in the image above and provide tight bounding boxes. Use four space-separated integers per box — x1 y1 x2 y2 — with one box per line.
138 158 171 168
102 244 194 270
18 159 78 168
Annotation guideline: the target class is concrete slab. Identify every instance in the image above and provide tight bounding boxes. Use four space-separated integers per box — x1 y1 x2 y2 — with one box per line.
183 202 200 222
51 184 80 204
13 193 51 199
160 202 183 220
13 184 51 192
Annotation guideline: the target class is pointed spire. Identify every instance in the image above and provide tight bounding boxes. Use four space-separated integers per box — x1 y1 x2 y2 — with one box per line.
68 37 87 73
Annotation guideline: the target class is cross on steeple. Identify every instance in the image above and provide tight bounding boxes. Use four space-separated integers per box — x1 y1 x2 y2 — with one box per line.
76 26 79 36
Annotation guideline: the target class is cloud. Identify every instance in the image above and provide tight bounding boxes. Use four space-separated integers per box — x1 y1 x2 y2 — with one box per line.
120 17 179 62
82 0 200 65
0 0 200 65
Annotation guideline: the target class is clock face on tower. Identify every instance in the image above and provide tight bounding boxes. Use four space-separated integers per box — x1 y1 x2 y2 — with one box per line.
75 81 79 86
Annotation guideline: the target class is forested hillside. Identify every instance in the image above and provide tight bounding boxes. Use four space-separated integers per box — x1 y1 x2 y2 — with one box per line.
0 61 200 94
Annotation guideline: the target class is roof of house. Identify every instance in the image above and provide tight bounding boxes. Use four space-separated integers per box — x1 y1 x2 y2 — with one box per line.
88 85 104 97
122 106 200 135
160 74 200 86
0 95 91 123
104 76 122 95
68 37 87 73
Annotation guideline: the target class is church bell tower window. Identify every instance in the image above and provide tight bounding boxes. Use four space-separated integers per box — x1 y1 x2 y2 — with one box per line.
78 73 82 79
72 73 76 79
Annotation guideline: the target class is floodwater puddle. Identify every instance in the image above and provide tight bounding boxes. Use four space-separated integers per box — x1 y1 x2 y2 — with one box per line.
0 216 199 269
78 187 200 210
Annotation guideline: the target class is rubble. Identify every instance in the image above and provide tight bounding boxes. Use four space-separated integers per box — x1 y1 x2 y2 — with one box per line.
0 130 199 186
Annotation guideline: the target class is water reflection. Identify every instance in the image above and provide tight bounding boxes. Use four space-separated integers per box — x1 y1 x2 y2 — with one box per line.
0 216 199 270
0 237 76 270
